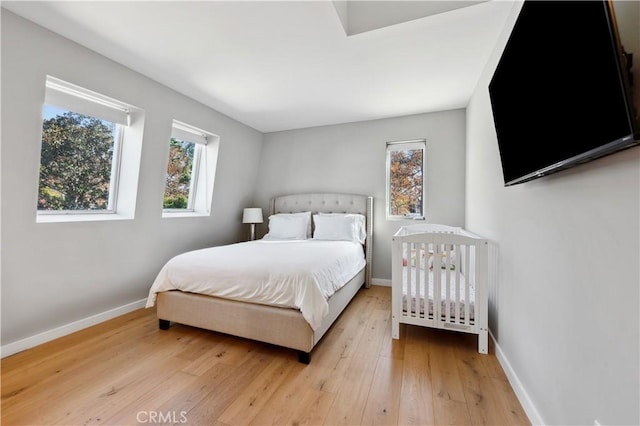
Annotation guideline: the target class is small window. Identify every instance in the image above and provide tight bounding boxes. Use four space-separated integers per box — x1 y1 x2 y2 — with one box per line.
162 120 219 217
37 77 131 214
386 139 426 220
163 137 201 211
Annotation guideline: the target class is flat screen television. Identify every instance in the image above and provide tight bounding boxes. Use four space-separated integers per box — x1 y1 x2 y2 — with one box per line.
488 0 640 186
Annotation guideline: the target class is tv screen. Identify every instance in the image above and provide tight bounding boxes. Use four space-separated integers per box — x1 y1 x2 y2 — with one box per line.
489 0 640 186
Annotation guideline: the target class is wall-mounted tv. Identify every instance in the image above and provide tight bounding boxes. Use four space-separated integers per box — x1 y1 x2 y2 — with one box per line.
489 0 640 186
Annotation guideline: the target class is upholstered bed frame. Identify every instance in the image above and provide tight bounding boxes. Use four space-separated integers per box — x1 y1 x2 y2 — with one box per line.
156 193 373 363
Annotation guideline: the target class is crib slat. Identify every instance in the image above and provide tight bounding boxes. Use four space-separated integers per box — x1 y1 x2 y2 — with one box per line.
414 242 419 317
465 244 471 325
408 242 415 317
436 243 440 319
414 242 420 317
454 244 461 324
423 243 428 319
449 244 455 323
450 245 455 323
443 244 451 324
417 243 424 318
442 244 447 323
406 243 413 317
423 243 427 318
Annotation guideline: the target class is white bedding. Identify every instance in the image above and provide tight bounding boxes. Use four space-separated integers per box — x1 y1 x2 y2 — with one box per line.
402 266 475 320
146 240 366 330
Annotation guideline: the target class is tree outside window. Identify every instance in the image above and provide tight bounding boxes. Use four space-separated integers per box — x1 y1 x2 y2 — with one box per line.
163 138 196 209
38 109 121 211
386 140 426 219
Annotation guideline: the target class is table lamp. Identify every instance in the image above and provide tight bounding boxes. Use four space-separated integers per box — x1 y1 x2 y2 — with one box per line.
242 207 263 241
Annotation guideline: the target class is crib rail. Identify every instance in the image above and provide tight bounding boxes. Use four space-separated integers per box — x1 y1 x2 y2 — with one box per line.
391 225 489 354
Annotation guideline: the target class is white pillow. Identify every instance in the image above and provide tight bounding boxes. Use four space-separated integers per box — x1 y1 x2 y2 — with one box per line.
316 213 366 243
271 211 311 237
263 214 308 240
313 213 367 244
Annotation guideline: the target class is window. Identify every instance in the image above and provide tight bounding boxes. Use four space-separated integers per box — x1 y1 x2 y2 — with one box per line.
162 120 219 217
386 139 426 220
36 76 144 223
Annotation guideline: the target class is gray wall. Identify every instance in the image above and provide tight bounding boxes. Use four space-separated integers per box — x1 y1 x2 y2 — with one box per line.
254 110 466 280
465 2 640 424
1 11 263 346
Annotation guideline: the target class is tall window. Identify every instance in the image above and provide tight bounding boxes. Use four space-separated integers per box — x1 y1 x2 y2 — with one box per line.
163 121 208 212
38 76 131 214
386 140 426 219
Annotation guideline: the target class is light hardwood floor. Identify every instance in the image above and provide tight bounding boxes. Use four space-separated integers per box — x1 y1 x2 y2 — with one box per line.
1 286 529 426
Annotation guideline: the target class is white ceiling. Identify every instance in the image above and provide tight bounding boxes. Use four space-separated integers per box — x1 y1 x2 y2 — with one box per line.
2 1 516 133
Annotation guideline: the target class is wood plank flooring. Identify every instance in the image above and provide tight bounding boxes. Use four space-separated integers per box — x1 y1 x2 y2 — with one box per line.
1 286 529 425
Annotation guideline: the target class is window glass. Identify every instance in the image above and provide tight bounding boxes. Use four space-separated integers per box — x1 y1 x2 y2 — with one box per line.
386 140 426 219
38 105 123 212
163 138 200 210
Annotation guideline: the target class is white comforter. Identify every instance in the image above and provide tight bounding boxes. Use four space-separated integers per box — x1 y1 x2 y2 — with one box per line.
146 240 366 330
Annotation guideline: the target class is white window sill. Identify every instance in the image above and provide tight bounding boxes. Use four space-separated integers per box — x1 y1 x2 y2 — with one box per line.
386 216 426 222
36 212 133 223
162 210 210 219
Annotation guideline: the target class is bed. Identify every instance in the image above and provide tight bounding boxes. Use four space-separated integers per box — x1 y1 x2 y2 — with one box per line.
146 193 373 363
391 224 489 354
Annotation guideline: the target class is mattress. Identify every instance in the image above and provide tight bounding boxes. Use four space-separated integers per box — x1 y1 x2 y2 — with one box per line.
402 266 475 321
146 240 366 330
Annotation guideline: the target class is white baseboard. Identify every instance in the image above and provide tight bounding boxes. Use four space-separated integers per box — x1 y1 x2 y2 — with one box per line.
1 298 147 358
489 331 545 426
372 278 392 287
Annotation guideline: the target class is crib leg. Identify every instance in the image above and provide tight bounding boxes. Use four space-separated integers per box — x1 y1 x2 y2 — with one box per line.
478 328 488 354
392 316 400 339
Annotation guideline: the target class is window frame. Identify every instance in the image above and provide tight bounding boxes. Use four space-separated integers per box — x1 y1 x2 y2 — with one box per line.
107 126 125 212
185 144 202 211
162 138 203 213
37 77 132 217
385 139 427 221
162 120 216 218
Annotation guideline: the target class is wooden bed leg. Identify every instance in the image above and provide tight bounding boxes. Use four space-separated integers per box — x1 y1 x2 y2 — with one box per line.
297 351 311 364
159 319 171 330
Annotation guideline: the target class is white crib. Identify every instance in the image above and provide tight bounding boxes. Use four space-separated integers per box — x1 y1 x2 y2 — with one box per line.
391 224 489 354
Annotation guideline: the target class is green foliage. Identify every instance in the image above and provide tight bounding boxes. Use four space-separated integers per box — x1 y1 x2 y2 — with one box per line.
38 111 117 210
163 194 188 209
163 138 196 209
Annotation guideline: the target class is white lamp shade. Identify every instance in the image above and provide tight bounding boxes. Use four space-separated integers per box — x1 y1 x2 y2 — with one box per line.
242 208 263 224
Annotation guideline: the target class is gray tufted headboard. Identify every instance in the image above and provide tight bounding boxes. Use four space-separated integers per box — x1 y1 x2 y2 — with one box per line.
270 193 373 288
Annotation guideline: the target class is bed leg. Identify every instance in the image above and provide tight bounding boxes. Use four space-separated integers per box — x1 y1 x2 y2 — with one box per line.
297 351 311 364
479 328 488 354
159 319 171 330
